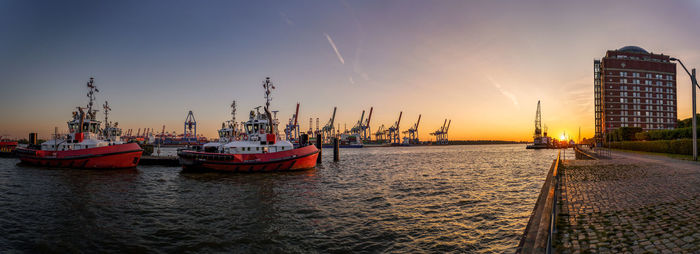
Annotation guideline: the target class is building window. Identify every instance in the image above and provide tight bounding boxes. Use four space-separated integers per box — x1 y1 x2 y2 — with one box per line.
621 79 628 83
620 72 627 76
633 72 640 77
646 73 652 78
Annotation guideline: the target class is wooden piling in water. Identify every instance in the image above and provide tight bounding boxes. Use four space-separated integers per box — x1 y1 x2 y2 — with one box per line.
316 134 322 163
333 137 339 162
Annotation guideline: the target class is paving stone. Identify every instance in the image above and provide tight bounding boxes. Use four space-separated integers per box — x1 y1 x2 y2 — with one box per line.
554 154 700 253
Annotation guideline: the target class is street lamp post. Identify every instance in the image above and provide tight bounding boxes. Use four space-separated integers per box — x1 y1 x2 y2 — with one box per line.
670 57 699 161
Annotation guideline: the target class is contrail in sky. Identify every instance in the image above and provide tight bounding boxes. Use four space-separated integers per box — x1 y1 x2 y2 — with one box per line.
324 33 345 64
487 76 519 109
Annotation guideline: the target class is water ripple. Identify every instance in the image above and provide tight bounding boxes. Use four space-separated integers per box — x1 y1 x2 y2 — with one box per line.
0 144 556 253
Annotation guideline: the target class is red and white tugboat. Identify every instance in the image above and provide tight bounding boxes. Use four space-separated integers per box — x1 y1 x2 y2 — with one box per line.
178 77 319 172
16 78 143 169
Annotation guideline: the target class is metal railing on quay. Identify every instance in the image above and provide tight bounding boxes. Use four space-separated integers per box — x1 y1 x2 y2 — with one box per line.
546 150 561 254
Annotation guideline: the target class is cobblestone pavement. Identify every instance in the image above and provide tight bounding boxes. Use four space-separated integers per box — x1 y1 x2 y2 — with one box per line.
555 151 700 253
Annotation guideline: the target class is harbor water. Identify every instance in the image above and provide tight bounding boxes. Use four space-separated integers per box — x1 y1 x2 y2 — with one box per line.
0 144 557 253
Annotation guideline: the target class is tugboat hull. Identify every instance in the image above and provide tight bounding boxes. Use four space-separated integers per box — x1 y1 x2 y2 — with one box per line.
16 143 143 169
178 145 319 172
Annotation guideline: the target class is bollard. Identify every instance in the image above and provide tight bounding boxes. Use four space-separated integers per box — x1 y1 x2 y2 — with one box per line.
333 137 339 162
316 134 322 163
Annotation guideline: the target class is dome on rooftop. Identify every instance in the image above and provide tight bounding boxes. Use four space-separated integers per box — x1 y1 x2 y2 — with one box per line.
618 46 648 54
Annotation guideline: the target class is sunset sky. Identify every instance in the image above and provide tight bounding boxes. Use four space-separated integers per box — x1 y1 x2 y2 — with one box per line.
1 0 699 141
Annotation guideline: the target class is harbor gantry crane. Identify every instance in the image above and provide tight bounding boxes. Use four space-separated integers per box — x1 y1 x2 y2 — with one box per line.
349 109 365 136
386 111 402 144
430 119 451 144
285 103 300 142
361 107 373 142
402 114 421 144
184 110 197 144
374 124 386 142
321 107 337 143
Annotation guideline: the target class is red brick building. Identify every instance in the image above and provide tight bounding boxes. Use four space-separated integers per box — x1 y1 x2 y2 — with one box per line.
594 46 677 143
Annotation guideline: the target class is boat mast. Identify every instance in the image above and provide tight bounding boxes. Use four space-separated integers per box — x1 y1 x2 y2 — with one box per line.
262 77 275 133
231 100 237 135
86 77 99 120
103 101 111 128
103 101 111 139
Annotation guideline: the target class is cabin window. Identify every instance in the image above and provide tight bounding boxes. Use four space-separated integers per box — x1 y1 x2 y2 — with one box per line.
256 147 259 151
245 124 253 134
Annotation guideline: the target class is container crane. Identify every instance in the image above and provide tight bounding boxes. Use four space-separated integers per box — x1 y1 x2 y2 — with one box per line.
374 124 386 142
285 103 301 142
386 111 402 144
362 107 373 142
402 114 421 144
321 107 337 143
184 110 197 144
349 110 365 135
430 119 451 144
